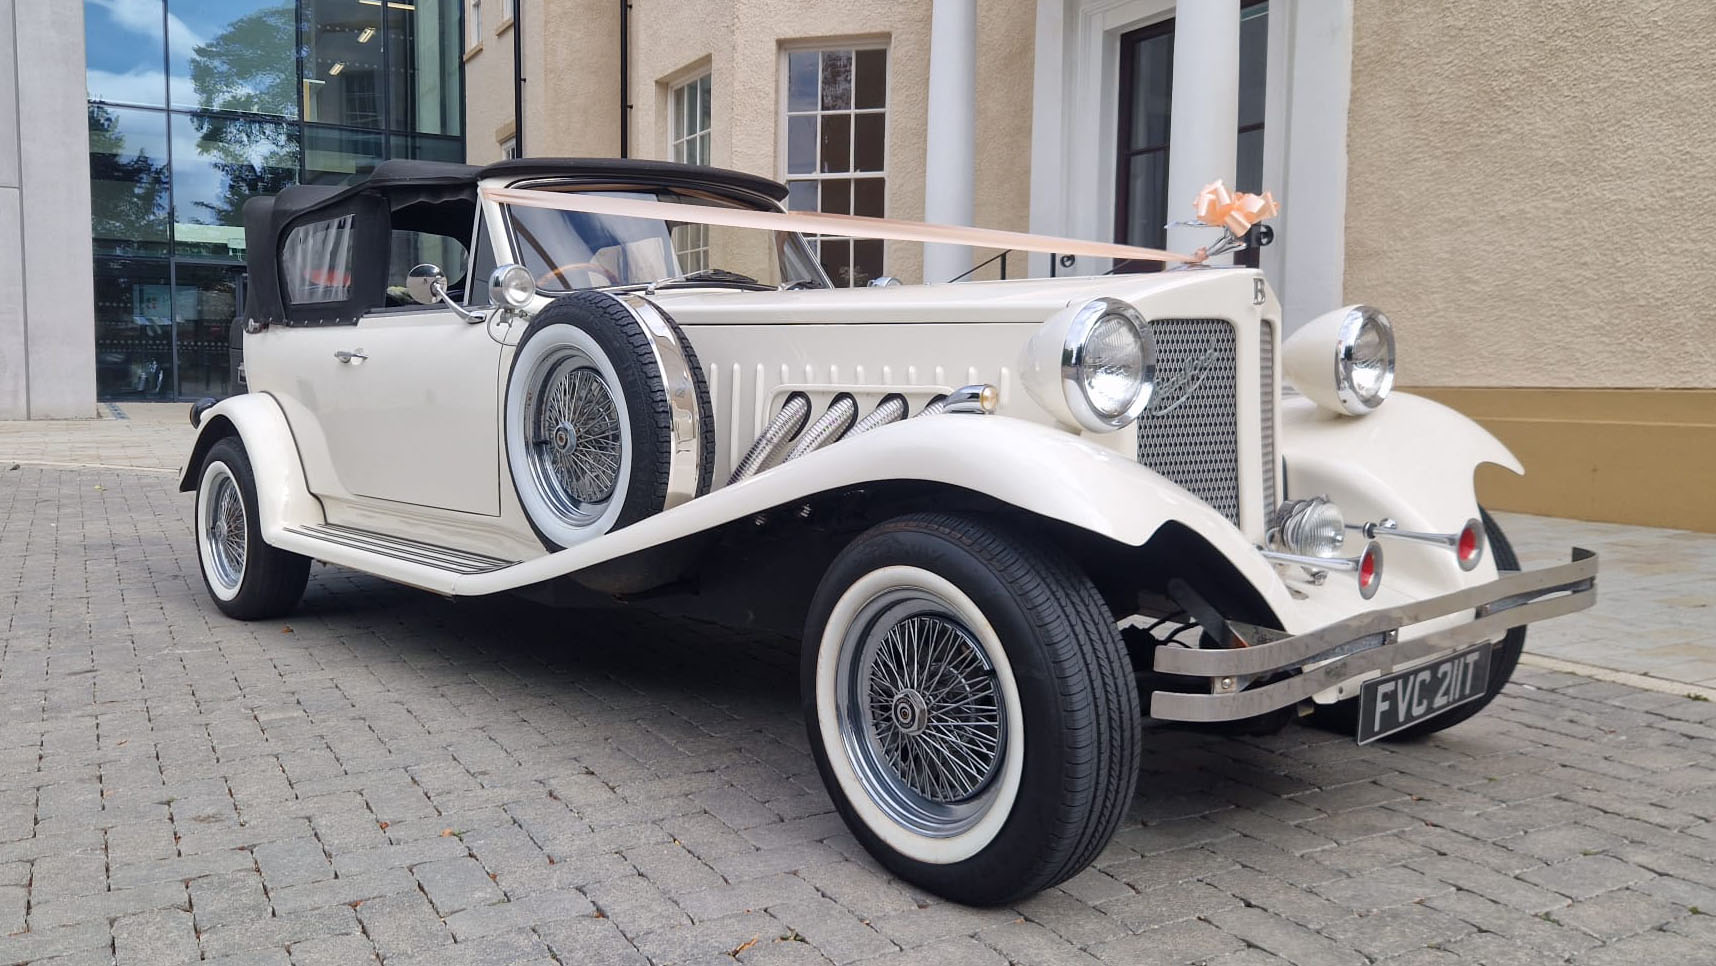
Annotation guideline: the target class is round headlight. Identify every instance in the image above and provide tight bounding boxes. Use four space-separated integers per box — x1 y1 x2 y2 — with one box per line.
1336 306 1396 413
489 264 536 310
1273 496 1347 558
1061 299 1156 431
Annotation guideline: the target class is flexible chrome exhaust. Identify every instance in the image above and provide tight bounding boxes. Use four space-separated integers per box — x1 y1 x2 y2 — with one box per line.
729 392 811 484
786 394 859 462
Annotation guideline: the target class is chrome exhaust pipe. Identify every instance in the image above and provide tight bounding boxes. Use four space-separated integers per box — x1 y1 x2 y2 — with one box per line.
729 392 811 484
785 394 859 462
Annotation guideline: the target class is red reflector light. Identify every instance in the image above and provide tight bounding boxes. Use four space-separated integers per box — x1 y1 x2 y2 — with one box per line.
1456 519 1484 571
1358 541 1383 599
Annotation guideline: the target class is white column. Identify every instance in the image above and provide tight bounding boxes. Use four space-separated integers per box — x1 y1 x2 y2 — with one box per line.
922 0 976 284
1164 0 1240 263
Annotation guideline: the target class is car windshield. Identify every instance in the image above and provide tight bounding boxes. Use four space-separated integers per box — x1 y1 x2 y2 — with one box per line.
503 187 829 292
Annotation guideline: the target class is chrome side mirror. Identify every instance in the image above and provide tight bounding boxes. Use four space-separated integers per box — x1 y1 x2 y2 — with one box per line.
407 262 485 324
406 263 445 305
867 276 902 288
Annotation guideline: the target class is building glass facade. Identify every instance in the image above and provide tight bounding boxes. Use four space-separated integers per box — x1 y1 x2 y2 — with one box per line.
85 0 464 401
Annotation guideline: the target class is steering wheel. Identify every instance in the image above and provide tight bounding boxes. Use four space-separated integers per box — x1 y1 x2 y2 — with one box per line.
537 262 618 289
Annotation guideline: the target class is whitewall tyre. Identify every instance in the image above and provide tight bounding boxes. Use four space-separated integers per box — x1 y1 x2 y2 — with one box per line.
803 513 1142 905
504 292 713 550
194 438 310 621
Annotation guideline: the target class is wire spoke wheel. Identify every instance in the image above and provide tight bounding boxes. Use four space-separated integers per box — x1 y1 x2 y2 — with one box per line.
526 348 623 526
837 588 1008 838
201 467 247 593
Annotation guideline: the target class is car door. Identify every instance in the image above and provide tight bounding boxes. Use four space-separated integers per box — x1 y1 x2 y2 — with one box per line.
261 191 505 517
307 302 504 515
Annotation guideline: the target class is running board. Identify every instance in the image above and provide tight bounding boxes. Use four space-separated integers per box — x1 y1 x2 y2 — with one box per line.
284 524 516 575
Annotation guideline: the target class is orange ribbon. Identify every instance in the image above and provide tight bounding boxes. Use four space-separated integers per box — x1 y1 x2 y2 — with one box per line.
1193 180 1280 236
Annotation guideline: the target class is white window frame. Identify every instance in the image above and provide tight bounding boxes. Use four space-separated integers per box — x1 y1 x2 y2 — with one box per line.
777 41 890 287
467 0 482 49
500 136 517 159
669 72 712 166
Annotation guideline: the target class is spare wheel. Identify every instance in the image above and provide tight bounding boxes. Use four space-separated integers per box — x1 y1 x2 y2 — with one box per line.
504 291 713 549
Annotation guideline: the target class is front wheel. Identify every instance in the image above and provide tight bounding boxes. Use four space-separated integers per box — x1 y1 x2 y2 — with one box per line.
194 437 310 621
803 513 1141 906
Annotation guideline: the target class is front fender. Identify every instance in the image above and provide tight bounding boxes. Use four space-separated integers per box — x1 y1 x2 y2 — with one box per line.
1280 391 1522 588
180 393 322 538
451 414 1295 617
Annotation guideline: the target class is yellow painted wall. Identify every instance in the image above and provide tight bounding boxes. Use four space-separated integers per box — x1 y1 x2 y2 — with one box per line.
1344 1 1716 390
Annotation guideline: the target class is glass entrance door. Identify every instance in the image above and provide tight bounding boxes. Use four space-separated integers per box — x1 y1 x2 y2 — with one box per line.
1113 1 1269 270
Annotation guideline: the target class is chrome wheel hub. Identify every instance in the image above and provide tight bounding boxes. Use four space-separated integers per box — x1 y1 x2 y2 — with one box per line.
837 590 1008 837
526 349 623 526
203 469 246 592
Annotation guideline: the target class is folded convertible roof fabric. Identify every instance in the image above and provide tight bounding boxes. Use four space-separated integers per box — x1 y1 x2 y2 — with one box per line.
481 185 1195 265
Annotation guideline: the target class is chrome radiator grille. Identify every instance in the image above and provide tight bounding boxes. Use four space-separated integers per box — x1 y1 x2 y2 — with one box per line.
1260 320 1277 521
1136 319 1241 524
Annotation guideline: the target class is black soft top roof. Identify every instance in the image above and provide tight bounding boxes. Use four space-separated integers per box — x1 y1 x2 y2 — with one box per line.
242 158 790 326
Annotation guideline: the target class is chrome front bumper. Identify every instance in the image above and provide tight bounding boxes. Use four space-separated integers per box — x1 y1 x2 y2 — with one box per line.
1149 548 1599 723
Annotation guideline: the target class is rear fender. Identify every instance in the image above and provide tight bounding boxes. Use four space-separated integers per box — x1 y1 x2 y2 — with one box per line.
179 393 322 538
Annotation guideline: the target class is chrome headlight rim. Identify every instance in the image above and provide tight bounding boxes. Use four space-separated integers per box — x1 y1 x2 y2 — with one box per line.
1060 298 1157 432
1334 305 1396 414
490 263 537 310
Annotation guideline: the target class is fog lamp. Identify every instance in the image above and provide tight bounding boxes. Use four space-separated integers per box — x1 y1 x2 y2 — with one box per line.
1272 497 1347 558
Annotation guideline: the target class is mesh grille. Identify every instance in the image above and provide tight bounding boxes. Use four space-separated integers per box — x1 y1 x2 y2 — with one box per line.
1260 320 1277 523
1137 319 1240 524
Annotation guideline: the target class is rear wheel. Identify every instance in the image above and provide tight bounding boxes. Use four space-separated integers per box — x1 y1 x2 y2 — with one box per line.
803 513 1141 906
194 437 310 620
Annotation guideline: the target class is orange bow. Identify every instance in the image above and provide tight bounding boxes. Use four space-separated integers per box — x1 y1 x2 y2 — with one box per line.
1193 180 1280 236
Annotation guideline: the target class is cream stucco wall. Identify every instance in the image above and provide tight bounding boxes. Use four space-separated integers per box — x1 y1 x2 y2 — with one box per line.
1344 0 1716 389
464 0 1037 284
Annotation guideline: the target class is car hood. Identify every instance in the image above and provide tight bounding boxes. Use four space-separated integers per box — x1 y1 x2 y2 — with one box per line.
645 269 1265 326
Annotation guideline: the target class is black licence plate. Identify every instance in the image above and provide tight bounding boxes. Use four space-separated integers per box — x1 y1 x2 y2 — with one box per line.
1356 642 1492 744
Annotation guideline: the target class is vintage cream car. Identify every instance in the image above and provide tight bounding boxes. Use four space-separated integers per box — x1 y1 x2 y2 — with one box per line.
183 158 1596 905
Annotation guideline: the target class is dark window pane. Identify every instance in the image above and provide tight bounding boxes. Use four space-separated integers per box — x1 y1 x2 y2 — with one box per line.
170 0 296 116
84 0 166 107
853 113 884 172
787 115 816 174
787 51 818 112
820 179 851 215
303 124 383 183
819 238 851 287
88 105 171 257
396 132 466 162
302 0 384 128
820 113 850 173
171 112 299 261
468 213 496 305
820 50 852 111
697 74 711 133
1239 3 1268 130
852 239 882 286
854 49 886 110
172 262 243 398
1130 31 1173 150
1122 151 1168 249
389 229 468 295
1236 128 1264 195
93 256 175 400
786 180 817 212
852 177 884 218
386 1 463 135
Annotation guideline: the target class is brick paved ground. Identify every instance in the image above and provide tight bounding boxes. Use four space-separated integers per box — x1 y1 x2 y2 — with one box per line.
1 409 1715 965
